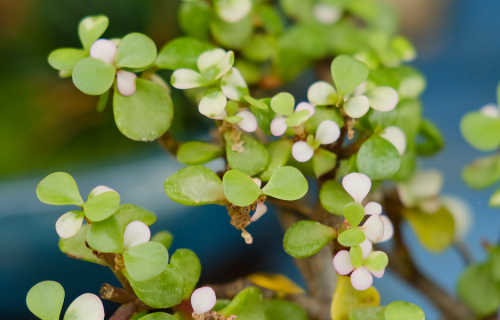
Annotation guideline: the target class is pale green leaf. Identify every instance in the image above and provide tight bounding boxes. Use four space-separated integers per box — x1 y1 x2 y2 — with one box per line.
461 112 500 151
87 215 124 253
357 135 401 180
219 287 267 320
84 190 120 222
271 92 295 116
170 249 201 299
462 155 500 190
59 225 106 266
48 48 88 71
115 33 157 68
37 172 84 206
404 207 454 252
123 241 169 282
320 180 354 215
223 170 262 207
78 15 109 51
72 57 115 95
225 133 269 176
177 141 223 165
262 166 308 201
114 204 157 230
385 301 424 320
331 55 369 98
337 228 366 247
156 37 212 70
284 221 336 258
27 281 65 320
259 140 293 181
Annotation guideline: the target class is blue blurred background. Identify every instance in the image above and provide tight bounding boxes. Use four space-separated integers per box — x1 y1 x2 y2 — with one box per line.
1 0 500 319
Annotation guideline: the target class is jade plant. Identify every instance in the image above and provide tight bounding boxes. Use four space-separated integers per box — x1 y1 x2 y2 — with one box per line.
26 1 486 320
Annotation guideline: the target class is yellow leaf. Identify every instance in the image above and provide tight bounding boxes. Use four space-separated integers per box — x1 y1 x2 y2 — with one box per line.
247 273 305 297
331 276 380 320
403 206 455 252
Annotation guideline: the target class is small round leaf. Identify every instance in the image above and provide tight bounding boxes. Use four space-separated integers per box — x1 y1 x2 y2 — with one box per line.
223 170 262 207
115 33 157 68
385 301 425 320
177 141 223 165
48 48 88 71
284 221 337 258
123 241 169 282
170 249 202 299
87 216 124 253
262 166 308 201
27 281 65 320
37 172 84 206
72 57 115 95
331 55 369 98
78 15 109 51
357 135 401 180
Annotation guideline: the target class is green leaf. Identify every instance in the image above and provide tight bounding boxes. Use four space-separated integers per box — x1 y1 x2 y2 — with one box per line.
170 249 201 299
113 78 174 141
283 221 337 258
97 90 110 112
221 67 249 101
177 141 223 165
48 48 88 71
462 155 500 189
199 88 227 117
338 228 366 247
403 207 454 252
490 188 500 207
490 247 500 282
72 57 115 95
303 106 344 133
331 55 369 98
271 92 295 116
262 166 308 201
37 172 84 206
416 119 444 156
350 246 364 269
458 263 500 317
27 281 65 320
285 109 310 127
320 180 354 215
364 252 388 272
242 34 276 62
357 135 401 180
179 1 211 40
83 189 120 222
225 116 243 124
251 103 276 136
265 300 308 320
87 215 124 253
343 203 365 227
259 5 284 36
223 170 262 207
348 307 386 320
139 313 177 320
114 204 157 230
164 165 226 206
151 231 174 250
124 266 185 308
214 299 232 311
59 225 106 266
156 37 212 70
331 276 380 320
313 149 337 177
225 133 269 176
461 112 500 151
210 15 253 49
384 301 424 320
115 33 157 68
259 140 293 181
219 287 267 320
123 241 169 282
394 100 422 141
245 95 268 110
78 15 109 51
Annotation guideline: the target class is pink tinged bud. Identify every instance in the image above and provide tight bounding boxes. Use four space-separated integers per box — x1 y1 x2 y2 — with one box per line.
342 173 372 204
292 141 314 162
236 110 258 132
369 268 385 279
191 287 217 315
315 120 340 145
270 117 288 136
251 201 268 222
123 221 151 249
364 201 382 215
295 102 315 117
56 211 84 239
116 70 137 96
480 104 500 118
378 215 394 243
90 39 117 64
359 238 373 260
361 215 384 242
350 266 373 291
333 250 354 275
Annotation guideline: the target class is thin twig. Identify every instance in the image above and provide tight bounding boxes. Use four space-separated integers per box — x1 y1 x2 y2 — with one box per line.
109 303 138 320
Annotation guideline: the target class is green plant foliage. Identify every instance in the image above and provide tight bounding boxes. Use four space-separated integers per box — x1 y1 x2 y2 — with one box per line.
357 135 401 180
151 231 174 250
348 307 386 320
223 170 262 207
320 180 354 215
115 33 157 68
343 203 365 227
313 148 337 177
458 263 500 317
123 242 169 281
78 15 109 51
271 92 295 116
259 140 293 181
139 313 177 320
415 119 444 156
72 57 116 95
164 165 226 206
462 155 500 189
461 112 500 151
331 276 380 320
26 281 65 320
177 141 223 165
262 166 308 201
338 228 366 247
36 172 84 206
265 299 308 320
284 221 337 258
59 226 106 266
87 216 124 253
84 190 120 222
179 1 211 39
218 287 267 320
157 37 212 70
384 301 425 320
225 133 270 176
170 249 201 299
114 204 157 230
48 49 88 72
331 55 369 98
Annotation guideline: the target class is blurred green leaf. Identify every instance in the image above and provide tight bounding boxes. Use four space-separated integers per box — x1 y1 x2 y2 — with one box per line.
179 1 211 40
265 300 308 320
357 135 400 180
313 148 337 177
462 155 500 189
219 287 267 320
461 112 500 151
156 37 212 70
177 141 223 165
338 228 366 247
259 140 293 181
458 263 500 317
348 307 386 320
151 231 174 250
404 207 454 252
331 55 369 98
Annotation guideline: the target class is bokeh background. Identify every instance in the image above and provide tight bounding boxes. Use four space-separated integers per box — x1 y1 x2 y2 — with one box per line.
1 0 500 319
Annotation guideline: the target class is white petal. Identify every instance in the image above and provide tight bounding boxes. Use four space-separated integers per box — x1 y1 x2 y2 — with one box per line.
251 201 268 222
315 120 340 145
364 202 382 215
64 293 104 320
350 266 373 291
116 70 137 96
197 49 226 74
307 81 336 105
90 39 116 64
171 69 207 89
344 95 370 118
408 169 443 199
359 238 373 260
381 126 406 155
480 104 500 118
333 250 354 275
366 87 399 112
213 51 235 80
215 0 252 23
209 110 228 120
292 141 314 162
270 117 288 136
221 67 248 101
56 211 84 239
199 89 227 118
236 110 258 132
342 173 371 203
378 215 394 243
252 178 262 188
123 221 151 249
441 195 472 239
89 185 116 197
418 198 441 214
313 3 342 24
295 102 315 117
361 215 384 242
396 183 416 207
191 287 217 315
370 269 385 279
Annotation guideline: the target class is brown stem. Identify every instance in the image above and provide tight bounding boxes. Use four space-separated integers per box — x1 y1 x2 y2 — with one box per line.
109 303 138 320
91 250 134 293
100 283 137 305
158 131 180 156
